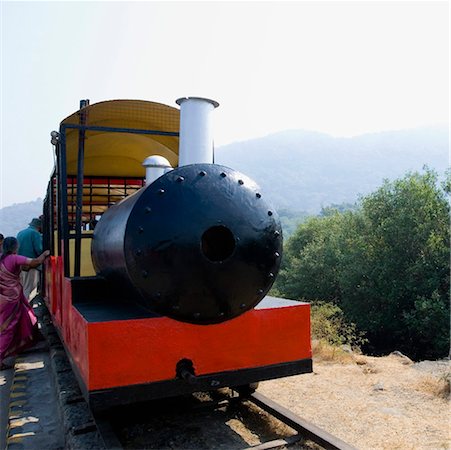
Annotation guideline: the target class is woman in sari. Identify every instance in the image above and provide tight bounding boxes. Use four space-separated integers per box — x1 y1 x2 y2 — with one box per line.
0 237 49 370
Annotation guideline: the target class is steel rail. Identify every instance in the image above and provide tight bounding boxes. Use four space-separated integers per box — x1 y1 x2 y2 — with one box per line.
247 391 358 450
244 434 303 450
92 413 124 450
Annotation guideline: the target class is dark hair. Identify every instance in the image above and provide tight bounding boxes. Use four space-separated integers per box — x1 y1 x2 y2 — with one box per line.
0 233 4 241
0 236 18 262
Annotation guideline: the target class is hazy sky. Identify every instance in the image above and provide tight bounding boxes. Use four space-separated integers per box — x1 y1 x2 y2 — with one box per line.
0 1 449 208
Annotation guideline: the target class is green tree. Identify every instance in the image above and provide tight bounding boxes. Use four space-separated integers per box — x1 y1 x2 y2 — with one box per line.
277 213 344 302
276 169 450 359
349 170 449 357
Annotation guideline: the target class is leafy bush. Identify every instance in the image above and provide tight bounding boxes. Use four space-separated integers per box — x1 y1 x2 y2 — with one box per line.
311 301 367 350
403 291 450 360
276 169 450 360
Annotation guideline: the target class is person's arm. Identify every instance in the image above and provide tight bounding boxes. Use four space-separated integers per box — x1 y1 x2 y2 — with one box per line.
24 250 50 269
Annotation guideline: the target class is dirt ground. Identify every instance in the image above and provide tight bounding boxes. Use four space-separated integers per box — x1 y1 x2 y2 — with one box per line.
258 353 450 450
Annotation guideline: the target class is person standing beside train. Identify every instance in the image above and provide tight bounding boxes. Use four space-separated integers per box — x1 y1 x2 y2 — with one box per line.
17 218 43 301
0 237 49 370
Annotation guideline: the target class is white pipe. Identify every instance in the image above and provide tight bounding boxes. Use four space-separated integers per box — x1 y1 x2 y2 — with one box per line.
142 155 172 185
176 97 219 167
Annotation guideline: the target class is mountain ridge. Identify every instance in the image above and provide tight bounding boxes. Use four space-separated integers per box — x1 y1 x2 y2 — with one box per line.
0 199 43 237
1 126 448 236
215 125 449 212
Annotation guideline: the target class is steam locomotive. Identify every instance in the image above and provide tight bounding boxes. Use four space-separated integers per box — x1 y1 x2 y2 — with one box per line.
42 97 312 410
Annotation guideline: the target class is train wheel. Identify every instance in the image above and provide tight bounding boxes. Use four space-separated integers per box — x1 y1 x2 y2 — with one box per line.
235 382 259 397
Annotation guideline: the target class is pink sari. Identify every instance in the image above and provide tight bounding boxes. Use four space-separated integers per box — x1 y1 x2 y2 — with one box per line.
0 260 37 362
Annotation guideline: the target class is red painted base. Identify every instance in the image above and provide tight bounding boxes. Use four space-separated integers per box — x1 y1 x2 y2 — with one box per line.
45 257 312 400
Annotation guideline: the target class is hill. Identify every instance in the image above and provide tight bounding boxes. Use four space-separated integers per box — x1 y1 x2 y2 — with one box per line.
0 126 447 237
215 125 449 212
0 199 43 237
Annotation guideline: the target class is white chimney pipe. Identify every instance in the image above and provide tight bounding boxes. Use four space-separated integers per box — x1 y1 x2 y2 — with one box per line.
142 155 172 185
176 97 219 167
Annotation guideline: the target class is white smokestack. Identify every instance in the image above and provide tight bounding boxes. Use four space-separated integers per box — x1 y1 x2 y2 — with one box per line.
176 97 219 167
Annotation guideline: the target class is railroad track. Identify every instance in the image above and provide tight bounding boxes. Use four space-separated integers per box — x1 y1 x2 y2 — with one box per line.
246 391 356 450
34 297 357 450
91 387 357 450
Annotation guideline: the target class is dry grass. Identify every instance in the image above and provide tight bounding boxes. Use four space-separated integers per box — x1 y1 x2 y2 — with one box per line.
259 356 450 449
311 339 354 364
416 371 451 399
313 340 382 373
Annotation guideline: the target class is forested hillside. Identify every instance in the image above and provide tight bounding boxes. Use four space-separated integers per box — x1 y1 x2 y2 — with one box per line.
216 126 448 212
1 126 447 239
0 199 43 237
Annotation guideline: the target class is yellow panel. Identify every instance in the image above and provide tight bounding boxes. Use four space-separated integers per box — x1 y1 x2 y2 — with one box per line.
68 231 96 277
61 100 180 176
53 231 95 276
53 231 59 256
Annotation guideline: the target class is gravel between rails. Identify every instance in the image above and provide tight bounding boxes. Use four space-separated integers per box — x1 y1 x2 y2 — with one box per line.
111 391 323 449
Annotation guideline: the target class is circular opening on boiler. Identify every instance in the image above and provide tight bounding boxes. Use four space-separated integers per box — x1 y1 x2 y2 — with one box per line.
201 226 236 262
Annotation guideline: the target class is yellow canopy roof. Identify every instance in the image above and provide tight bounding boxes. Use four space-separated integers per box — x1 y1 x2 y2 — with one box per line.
61 99 180 176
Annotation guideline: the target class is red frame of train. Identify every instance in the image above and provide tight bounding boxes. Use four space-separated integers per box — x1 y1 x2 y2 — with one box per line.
41 100 312 410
